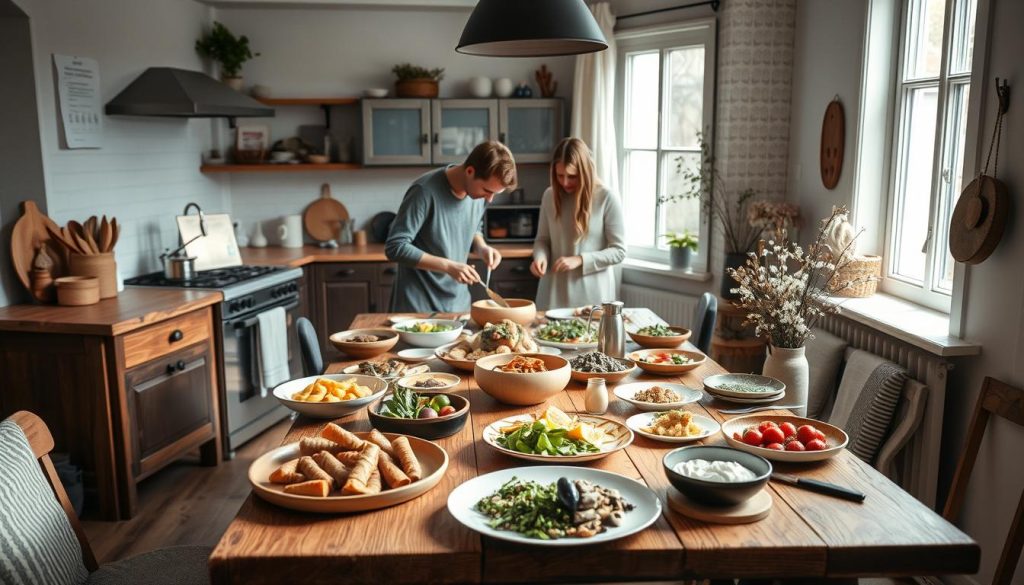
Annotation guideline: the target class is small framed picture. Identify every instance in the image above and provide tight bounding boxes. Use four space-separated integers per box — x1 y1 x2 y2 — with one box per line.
236 125 269 152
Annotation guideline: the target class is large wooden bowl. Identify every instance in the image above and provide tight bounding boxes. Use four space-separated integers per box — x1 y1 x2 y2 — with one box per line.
473 353 570 406
628 349 707 375
328 328 399 359
627 326 692 349
470 298 537 327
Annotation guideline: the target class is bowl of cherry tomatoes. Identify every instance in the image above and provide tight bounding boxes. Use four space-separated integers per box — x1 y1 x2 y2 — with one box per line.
720 414 848 462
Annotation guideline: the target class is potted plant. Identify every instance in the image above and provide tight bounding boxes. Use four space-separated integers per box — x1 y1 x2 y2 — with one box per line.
392 63 444 98
662 231 698 271
195 21 259 91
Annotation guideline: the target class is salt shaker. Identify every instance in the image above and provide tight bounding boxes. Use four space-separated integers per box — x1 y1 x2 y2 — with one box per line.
585 377 608 415
597 301 626 358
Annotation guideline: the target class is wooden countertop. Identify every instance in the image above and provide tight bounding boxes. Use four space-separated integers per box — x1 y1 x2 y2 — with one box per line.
239 243 535 267
0 289 222 337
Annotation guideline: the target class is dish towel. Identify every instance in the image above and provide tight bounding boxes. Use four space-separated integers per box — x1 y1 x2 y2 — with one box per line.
256 306 290 392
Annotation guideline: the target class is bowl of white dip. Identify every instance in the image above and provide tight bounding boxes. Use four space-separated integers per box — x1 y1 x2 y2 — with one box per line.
663 445 771 506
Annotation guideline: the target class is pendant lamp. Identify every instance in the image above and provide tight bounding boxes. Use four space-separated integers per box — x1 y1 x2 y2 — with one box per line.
457 0 608 57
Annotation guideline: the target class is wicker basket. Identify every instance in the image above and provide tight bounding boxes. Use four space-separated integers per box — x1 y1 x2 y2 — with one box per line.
830 254 882 297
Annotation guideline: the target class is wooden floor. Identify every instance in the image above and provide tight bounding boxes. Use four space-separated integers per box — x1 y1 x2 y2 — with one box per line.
81 417 291 564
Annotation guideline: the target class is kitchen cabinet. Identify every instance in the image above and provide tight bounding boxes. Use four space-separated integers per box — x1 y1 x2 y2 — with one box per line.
314 263 376 359
363 98 563 166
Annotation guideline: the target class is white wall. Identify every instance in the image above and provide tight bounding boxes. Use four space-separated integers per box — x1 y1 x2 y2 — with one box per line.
14 0 229 279
212 5 574 240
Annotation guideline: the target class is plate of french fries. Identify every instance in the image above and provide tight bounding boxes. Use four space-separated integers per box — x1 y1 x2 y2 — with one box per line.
272 374 389 419
249 425 449 513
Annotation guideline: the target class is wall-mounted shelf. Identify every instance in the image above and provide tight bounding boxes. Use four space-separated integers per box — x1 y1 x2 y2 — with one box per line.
201 163 363 173
257 97 361 127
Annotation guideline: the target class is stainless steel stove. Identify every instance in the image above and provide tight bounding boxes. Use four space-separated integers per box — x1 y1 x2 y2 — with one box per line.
126 265 304 453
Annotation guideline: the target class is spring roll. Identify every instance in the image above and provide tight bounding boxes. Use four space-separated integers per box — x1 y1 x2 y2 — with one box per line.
322 423 367 450
269 459 306 484
283 479 330 497
341 443 380 495
367 429 396 458
365 469 382 495
296 456 335 490
391 436 422 481
377 450 411 489
313 450 351 487
334 451 361 466
300 437 343 456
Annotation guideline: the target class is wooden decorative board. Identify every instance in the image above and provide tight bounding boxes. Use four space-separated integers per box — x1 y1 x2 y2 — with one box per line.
303 183 349 242
820 99 844 190
949 175 1009 264
10 201 68 300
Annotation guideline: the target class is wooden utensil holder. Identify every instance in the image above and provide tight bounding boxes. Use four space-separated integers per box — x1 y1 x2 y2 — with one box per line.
55 276 100 306
69 253 117 299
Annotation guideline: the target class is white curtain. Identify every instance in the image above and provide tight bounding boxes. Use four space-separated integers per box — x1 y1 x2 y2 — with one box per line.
571 2 619 195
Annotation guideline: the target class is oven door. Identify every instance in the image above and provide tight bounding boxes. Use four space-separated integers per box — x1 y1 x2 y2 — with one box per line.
221 298 302 447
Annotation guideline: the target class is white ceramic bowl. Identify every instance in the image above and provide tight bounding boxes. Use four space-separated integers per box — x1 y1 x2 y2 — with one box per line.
364 88 389 98
395 372 462 392
613 382 704 411
272 373 388 419
392 319 464 348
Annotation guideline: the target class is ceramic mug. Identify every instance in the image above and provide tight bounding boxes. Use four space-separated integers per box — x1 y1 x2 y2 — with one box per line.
277 215 304 248
469 76 492 98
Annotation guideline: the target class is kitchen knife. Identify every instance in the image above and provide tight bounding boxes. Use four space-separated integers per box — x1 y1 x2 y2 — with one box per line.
771 473 866 502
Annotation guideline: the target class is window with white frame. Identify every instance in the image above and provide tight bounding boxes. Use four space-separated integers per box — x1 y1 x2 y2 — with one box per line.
615 21 716 268
884 0 977 311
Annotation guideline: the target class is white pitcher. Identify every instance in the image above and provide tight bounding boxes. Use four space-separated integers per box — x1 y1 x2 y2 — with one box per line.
277 214 304 248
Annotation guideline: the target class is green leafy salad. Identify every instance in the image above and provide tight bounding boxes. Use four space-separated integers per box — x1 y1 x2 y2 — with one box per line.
496 421 600 456
636 324 677 337
535 319 595 343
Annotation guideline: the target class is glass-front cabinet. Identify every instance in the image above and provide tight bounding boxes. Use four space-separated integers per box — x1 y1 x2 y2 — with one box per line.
499 99 563 163
431 100 499 164
362 99 431 165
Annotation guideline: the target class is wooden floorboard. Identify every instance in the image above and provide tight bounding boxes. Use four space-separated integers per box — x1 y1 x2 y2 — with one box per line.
82 417 292 564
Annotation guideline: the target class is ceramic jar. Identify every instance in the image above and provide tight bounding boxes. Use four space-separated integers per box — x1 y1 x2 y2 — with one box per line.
585 378 609 415
493 78 514 98
468 76 492 98
762 345 808 417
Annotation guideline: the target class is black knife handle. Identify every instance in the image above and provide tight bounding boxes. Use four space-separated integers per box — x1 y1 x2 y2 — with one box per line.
797 478 866 502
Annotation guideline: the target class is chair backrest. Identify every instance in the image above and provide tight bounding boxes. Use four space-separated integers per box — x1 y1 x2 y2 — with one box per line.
296 316 324 376
6 411 98 572
692 292 717 354
943 377 1024 585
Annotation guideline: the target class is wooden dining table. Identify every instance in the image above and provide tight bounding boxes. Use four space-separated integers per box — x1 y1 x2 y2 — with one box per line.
209 312 979 584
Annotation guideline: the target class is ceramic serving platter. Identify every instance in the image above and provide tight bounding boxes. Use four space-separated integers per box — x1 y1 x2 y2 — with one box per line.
272 374 389 419
702 373 786 399
705 389 786 405
613 382 703 411
628 349 707 375
481 413 633 463
721 414 848 462
626 412 721 444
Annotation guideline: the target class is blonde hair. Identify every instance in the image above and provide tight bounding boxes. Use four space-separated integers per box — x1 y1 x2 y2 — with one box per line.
550 138 597 241
464 141 517 189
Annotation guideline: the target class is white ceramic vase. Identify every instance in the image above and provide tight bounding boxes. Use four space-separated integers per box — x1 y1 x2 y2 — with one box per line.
762 345 808 417
493 78 514 98
249 222 267 248
468 76 492 98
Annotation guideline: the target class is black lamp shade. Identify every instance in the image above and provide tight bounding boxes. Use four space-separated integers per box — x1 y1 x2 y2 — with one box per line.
457 0 608 57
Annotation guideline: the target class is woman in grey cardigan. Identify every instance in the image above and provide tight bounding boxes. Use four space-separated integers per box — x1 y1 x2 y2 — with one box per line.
531 138 626 310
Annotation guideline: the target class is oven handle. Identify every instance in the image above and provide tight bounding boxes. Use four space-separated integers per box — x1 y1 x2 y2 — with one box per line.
233 300 300 329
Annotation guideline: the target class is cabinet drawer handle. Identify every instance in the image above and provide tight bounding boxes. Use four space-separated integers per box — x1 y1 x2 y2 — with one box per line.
433 132 439 144
169 329 184 343
166 364 176 375
421 133 429 145
177 360 186 371
338 268 356 277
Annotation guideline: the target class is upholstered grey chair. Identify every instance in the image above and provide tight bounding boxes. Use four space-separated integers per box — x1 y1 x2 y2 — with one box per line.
296 316 324 376
0 411 211 585
692 292 717 354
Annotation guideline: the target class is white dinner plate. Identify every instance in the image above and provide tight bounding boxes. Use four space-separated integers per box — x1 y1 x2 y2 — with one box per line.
705 388 786 404
447 466 661 546
536 345 563 355
626 412 720 444
396 347 437 361
387 314 418 325
544 307 581 320
481 414 633 463
613 382 704 412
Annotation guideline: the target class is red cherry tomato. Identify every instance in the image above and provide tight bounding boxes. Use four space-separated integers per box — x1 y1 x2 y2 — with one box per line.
438 405 457 417
779 422 797 437
785 440 806 451
758 420 778 433
797 425 820 445
761 426 786 445
805 438 827 451
733 432 743 441
764 443 785 451
742 429 763 446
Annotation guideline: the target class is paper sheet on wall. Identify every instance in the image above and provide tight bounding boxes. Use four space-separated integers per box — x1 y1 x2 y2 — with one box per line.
53 54 103 149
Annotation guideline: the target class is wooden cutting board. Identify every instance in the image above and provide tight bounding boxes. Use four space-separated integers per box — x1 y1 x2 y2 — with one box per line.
820 99 844 190
304 183 349 242
10 200 68 298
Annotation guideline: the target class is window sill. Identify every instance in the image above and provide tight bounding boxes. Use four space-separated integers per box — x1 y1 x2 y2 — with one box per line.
622 258 713 282
821 292 980 358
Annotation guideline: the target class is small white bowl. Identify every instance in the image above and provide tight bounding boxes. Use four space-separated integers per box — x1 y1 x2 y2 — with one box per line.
392 319 464 348
613 382 704 412
272 374 388 419
364 88 389 98
395 372 462 392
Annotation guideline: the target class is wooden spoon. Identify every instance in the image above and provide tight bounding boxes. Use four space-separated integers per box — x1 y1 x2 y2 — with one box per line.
98 216 112 253
67 221 93 254
83 222 101 254
60 226 83 255
109 218 120 251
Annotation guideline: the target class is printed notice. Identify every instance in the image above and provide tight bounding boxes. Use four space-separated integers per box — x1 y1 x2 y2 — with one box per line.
54 54 103 149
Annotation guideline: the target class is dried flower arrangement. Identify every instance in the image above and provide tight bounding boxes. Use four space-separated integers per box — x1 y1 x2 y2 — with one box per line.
747 200 801 242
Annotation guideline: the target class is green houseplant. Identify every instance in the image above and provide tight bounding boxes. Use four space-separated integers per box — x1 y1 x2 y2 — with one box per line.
392 63 445 98
662 231 698 271
195 21 259 90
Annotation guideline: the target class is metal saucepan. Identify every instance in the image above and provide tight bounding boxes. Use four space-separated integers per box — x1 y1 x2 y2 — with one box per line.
162 254 197 280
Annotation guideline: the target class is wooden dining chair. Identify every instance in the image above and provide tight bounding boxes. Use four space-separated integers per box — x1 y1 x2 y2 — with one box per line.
943 377 1024 585
1 411 212 585
297 316 324 376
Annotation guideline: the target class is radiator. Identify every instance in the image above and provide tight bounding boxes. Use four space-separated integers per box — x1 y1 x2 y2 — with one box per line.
621 285 700 328
818 314 949 508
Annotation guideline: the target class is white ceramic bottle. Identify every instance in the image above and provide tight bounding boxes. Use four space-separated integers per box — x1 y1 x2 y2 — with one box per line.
585 378 608 415
249 222 267 248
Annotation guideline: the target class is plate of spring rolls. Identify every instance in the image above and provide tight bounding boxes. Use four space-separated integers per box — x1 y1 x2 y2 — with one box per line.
249 424 449 513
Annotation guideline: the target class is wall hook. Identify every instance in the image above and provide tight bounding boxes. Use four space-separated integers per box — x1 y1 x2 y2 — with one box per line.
995 78 1010 115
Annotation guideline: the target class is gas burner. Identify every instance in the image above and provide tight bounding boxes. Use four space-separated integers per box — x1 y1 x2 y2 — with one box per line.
125 265 302 301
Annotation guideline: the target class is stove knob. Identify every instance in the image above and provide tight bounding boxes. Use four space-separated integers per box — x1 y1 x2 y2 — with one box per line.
247 298 255 308
288 282 298 293
271 289 279 299
229 302 239 313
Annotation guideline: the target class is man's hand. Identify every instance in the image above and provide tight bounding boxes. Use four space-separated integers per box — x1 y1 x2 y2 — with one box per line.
530 258 547 278
446 261 481 284
479 244 502 270
552 255 583 273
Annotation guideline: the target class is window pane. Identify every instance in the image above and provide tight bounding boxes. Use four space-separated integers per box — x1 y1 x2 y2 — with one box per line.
659 152 701 249
623 150 658 249
663 46 704 149
935 82 970 292
905 0 946 80
949 0 977 75
893 86 939 283
624 51 660 149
